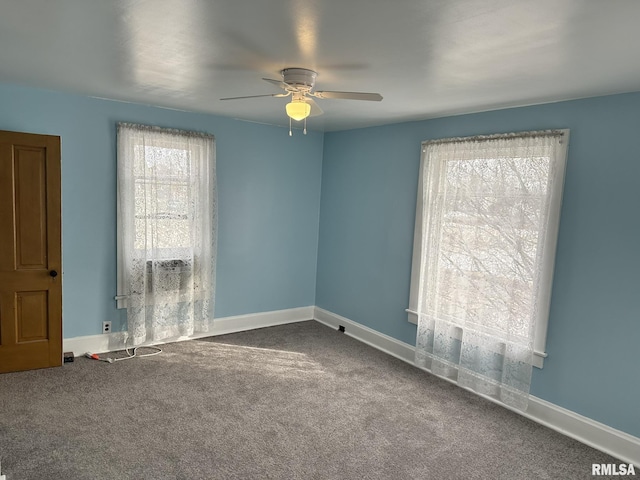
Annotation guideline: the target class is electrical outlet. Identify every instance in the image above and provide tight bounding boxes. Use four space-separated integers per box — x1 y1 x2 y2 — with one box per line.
103 321 112 334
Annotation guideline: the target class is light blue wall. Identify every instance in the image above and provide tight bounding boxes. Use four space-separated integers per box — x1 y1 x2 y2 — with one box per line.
2 80 637 439
0 83 323 338
316 93 640 438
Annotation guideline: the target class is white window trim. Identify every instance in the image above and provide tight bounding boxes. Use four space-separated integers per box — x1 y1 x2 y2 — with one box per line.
407 129 570 369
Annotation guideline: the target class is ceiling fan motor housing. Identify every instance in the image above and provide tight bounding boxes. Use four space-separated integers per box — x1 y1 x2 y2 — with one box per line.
282 68 317 92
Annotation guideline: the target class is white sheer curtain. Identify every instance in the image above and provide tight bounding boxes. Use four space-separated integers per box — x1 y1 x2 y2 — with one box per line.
117 123 216 346
413 130 567 410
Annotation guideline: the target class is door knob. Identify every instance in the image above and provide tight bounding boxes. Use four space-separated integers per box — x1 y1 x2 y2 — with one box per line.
49 270 58 278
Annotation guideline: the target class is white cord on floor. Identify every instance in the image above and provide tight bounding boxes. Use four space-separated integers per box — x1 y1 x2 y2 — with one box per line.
84 345 162 363
111 345 163 362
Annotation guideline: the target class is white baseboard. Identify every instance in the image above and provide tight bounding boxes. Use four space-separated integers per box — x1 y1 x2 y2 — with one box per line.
63 306 314 356
314 307 416 363
313 307 640 468
63 331 127 357
525 396 640 469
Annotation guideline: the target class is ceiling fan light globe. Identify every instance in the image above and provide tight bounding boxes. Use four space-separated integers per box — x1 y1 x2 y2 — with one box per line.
286 101 311 121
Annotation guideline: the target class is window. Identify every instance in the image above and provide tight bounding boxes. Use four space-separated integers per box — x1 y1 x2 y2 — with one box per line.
116 123 216 344
408 130 568 409
132 143 194 254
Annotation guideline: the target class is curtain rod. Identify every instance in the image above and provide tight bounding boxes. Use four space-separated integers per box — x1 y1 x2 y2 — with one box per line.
422 129 565 147
117 122 215 140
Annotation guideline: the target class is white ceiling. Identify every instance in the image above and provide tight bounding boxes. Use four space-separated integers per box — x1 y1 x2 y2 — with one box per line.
1 0 639 131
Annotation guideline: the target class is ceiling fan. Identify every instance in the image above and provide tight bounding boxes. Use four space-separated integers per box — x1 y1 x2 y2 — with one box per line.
220 68 382 135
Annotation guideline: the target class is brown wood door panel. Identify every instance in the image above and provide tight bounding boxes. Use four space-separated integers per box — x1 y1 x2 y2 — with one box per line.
0 130 62 374
16 290 49 342
15 145 49 269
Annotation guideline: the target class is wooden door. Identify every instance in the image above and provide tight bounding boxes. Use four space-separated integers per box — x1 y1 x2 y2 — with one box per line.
0 130 62 373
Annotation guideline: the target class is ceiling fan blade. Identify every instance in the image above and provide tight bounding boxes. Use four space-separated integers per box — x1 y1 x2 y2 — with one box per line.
220 93 289 101
306 97 324 117
262 78 289 90
312 91 382 101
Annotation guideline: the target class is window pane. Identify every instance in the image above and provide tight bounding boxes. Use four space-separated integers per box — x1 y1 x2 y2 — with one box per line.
133 145 192 252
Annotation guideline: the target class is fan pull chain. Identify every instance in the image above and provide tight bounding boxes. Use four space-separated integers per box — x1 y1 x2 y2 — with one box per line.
289 117 292 136
303 117 307 135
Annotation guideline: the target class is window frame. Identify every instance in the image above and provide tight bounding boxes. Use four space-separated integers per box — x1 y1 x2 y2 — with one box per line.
407 129 570 369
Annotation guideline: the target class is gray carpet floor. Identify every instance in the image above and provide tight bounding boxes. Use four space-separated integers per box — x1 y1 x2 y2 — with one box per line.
0 321 627 479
